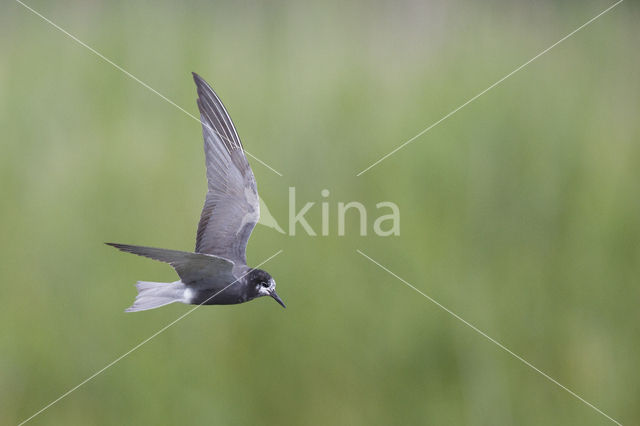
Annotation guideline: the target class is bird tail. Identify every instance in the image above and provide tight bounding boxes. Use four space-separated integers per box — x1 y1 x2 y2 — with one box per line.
126 280 186 312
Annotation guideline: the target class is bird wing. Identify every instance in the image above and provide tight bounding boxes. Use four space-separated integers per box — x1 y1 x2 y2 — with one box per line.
106 243 235 287
192 73 260 265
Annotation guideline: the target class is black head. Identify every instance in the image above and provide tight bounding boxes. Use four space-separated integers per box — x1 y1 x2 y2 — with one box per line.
247 269 285 308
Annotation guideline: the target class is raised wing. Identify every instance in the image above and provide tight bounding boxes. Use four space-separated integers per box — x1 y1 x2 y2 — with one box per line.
192 73 259 264
106 243 235 286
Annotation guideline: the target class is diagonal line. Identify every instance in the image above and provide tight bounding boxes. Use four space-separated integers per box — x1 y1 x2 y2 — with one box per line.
356 249 622 425
18 249 284 426
15 0 283 177
356 0 623 176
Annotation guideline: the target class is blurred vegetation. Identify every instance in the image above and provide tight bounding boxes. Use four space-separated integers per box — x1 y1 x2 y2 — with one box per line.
1 0 639 424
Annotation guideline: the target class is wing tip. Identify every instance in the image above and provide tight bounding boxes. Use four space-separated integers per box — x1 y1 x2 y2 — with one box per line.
192 71 209 94
105 242 130 252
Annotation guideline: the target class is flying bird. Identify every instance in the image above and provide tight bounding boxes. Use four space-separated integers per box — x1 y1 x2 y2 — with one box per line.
107 73 285 312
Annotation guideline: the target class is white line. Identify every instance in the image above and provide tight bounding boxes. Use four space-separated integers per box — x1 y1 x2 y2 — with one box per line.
18 250 284 425
15 0 283 177
356 249 622 425
356 0 623 176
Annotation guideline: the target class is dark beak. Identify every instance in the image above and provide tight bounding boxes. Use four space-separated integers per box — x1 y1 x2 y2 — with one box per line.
269 290 286 308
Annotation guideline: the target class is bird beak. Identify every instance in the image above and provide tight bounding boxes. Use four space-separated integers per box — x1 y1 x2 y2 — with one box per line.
269 290 286 308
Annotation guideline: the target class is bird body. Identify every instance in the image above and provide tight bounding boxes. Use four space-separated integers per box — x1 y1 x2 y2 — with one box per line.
107 73 284 312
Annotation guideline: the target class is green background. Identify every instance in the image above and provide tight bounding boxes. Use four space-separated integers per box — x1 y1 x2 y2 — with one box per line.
1 1 639 424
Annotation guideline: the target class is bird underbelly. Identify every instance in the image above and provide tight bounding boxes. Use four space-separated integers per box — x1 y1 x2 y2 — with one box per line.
190 287 251 306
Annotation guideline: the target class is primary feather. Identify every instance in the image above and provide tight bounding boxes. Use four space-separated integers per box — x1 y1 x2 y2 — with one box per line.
192 72 260 264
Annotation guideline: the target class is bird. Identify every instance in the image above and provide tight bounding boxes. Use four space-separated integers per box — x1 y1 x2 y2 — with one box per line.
106 72 285 312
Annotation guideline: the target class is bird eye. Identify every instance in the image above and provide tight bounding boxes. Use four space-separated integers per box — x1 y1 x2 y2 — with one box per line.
261 282 269 288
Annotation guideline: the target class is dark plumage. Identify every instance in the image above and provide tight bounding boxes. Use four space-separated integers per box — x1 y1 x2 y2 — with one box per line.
107 73 284 312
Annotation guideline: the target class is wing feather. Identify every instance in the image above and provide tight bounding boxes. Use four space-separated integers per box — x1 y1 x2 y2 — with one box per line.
106 243 235 287
192 73 260 264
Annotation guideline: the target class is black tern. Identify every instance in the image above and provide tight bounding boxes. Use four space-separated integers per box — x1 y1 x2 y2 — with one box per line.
107 73 284 312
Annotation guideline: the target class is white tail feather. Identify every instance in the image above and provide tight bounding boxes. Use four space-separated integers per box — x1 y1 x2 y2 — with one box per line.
126 280 187 312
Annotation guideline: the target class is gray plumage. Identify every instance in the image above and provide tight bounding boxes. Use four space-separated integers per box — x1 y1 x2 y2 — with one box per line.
193 72 260 264
107 73 284 312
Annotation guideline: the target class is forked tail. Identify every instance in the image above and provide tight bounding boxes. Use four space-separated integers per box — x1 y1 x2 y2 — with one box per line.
126 280 186 312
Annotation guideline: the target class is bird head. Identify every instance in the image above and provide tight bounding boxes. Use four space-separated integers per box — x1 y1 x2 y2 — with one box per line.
248 269 285 308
